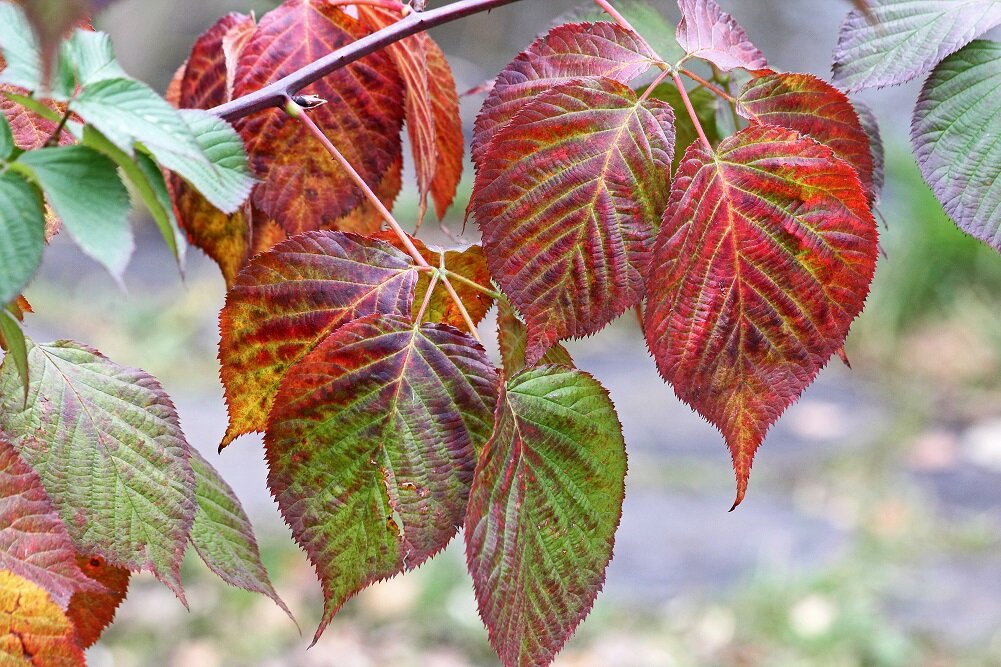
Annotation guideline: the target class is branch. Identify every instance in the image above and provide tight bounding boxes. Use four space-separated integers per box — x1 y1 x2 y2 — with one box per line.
208 0 527 122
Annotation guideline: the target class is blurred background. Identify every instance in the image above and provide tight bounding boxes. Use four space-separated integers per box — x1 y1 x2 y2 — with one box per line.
19 0 1001 665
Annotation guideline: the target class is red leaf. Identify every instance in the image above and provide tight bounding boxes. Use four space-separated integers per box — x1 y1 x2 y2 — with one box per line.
643 125 877 508
496 298 573 377
0 434 100 609
218 231 418 448
471 78 675 365
357 6 463 222
471 22 657 168
676 0 768 72
264 314 497 641
180 13 254 110
737 72 877 202
233 0 404 235
66 554 129 649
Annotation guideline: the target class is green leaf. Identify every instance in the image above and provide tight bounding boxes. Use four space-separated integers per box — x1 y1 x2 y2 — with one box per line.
465 365 627 667
265 314 498 642
496 298 573 377
58 29 129 93
912 39 1001 251
188 448 292 620
0 311 29 403
82 125 185 263
70 78 252 214
0 340 196 602
0 112 14 159
0 172 45 307
13 145 133 285
0 2 44 91
176 109 255 215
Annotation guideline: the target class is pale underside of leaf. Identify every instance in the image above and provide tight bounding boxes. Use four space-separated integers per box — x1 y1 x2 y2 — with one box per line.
912 40 1001 251
218 231 418 448
644 125 878 508
465 365 626 667
832 0 1001 92
0 340 195 601
472 78 675 365
675 0 769 72
265 315 498 642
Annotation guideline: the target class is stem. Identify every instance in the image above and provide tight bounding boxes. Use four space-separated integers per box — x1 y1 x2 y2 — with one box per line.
680 68 734 102
444 269 501 299
672 72 712 151
45 106 73 147
209 0 527 122
591 0 639 33
288 100 482 342
638 68 672 103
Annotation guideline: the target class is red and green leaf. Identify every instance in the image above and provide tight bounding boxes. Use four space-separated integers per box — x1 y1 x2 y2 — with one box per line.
644 125 878 507
65 555 129 649
0 570 86 666
675 0 768 72
0 435 100 609
496 298 573 377
0 341 196 600
471 21 657 168
465 365 626 667
233 0 404 234
218 231 418 448
264 314 498 640
471 78 674 365
736 72 878 202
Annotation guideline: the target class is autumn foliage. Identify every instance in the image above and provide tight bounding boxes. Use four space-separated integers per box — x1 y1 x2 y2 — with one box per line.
1 0 1000 664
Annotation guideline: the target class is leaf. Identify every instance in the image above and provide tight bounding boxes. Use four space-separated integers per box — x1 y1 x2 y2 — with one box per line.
853 101 884 202
0 311 29 401
675 0 769 72
831 0 1001 92
464 365 626 667
643 125 878 508
265 314 498 641
233 0 404 234
218 231 418 448
471 78 675 365
0 111 13 158
70 77 253 213
65 554 129 649
426 41 464 220
0 340 196 600
912 40 1001 251
0 172 45 308
180 13 253 111
0 3 44 91
0 434 100 609
370 231 495 329
471 22 657 168
13 145 132 285
0 85 72 149
574 0 687 63
736 72 878 202
57 28 128 94
496 298 573 377
0 570 86 667
643 81 720 171
188 448 291 617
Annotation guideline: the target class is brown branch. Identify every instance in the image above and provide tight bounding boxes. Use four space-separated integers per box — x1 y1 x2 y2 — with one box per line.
208 0 527 122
